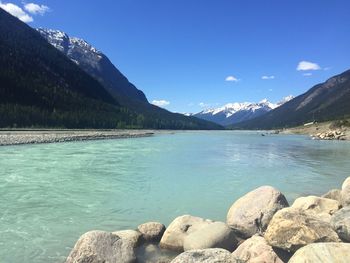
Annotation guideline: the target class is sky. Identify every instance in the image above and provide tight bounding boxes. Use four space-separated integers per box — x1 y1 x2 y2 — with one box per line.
1 0 350 113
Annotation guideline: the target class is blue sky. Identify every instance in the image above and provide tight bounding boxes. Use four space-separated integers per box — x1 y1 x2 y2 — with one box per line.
1 0 350 113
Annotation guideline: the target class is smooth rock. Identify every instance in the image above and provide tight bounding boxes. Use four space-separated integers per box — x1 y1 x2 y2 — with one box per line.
112 229 142 248
331 206 350 241
226 186 289 238
138 222 166 242
291 195 339 221
171 248 236 263
160 215 213 251
264 208 340 252
322 189 341 202
232 235 283 263
183 222 238 252
341 177 350 207
288 243 350 263
65 230 136 263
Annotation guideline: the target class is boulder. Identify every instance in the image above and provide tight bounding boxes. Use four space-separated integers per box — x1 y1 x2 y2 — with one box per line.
331 206 350 241
226 186 289 238
112 229 142 248
231 235 283 263
288 243 350 263
171 248 236 263
291 195 339 221
183 222 238 252
341 177 350 207
322 189 341 202
138 222 166 242
65 230 136 263
159 215 213 251
264 208 340 252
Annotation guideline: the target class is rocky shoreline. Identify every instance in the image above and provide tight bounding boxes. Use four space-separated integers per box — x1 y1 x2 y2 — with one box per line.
0 130 156 146
281 120 350 141
64 177 350 263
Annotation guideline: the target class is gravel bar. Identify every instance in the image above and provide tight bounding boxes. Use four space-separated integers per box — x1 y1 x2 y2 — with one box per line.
0 130 156 146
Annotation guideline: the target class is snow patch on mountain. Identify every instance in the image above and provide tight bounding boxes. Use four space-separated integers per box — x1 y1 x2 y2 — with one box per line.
193 96 294 126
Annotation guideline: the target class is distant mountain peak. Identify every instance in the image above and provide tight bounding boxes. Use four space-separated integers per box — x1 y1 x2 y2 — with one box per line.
37 28 148 103
194 96 293 126
37 28 102 56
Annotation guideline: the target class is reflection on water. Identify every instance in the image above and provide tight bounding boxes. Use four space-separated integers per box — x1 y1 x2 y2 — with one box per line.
0 131 349 262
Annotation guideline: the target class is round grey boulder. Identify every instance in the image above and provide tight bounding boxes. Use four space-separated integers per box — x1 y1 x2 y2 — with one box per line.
138 222 166 242
65 230 136 263
160 215 213 251
331 206 350 241
171 248 237 263
232 235 283 263
226 186 289 238
264 208 340 252
112 229 143 248
289 243 350 263
183 222 238 252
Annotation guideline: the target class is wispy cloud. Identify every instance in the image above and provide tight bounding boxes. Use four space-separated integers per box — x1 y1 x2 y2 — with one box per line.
24 3 50 15
323 67 331 71
297 61 321 71
0 1 33 22
261 75 275 80
225 75 239 82
303 73 312 76
152 99 170 108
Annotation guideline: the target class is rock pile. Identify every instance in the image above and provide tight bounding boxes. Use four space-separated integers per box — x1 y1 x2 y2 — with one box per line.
312 129 346 140
65 178 350 263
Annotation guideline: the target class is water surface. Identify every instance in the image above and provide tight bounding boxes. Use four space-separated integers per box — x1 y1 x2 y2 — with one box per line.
0 131 349 262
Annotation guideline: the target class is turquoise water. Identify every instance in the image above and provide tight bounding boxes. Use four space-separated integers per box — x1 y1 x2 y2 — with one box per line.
0 131 350 262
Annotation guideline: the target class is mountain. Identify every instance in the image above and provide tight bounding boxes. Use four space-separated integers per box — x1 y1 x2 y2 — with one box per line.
194 96 293 126
0 8 135 128
0 8 221 129
37 28 148 103
36 28 222 130
231 70 350 129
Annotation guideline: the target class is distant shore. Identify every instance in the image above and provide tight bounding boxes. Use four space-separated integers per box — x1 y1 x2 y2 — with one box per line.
280 120 350 141
0 129 159 146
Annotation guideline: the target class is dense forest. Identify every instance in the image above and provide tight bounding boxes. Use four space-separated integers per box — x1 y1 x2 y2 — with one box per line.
0 9 221 130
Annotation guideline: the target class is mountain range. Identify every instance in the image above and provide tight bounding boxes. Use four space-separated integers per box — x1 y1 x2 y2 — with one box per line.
231 70 350 129
193 96 293 126
1 7 349 130
0 8 221 129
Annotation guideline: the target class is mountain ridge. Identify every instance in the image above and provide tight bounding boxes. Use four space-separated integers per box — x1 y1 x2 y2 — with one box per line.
37 28 148 103
0 8 222 130
230 69 350 129
193 96 293 126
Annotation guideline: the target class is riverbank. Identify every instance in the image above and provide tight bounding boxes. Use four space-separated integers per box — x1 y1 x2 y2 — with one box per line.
0 129 157 146
65 177 350 263
280 120 350 141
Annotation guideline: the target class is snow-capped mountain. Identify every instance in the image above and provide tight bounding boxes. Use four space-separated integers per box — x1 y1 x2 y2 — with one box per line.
193 96 294 126
36 28 148 103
